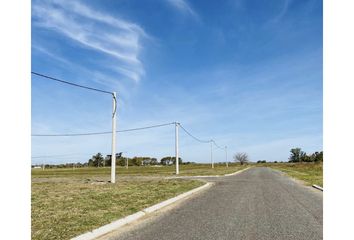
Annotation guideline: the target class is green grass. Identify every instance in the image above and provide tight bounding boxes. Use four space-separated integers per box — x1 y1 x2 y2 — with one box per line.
32 164 248 240
260 163 323 187
31 163 247 178
32 179 203 240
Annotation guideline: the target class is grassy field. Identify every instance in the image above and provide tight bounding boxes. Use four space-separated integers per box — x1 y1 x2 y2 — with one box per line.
32 164 246 240
32 179 203 240
260 163 323 187
32 163 247 178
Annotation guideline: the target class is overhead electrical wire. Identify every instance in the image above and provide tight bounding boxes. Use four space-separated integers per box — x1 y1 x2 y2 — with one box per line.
117 122 175 132
31 131 112 137
212 140 224 149
32 72 225 148
31 122 225 151
32 72 228 166
178 123 212 143
31 122 175 137
31 71 113 95
178 124 225 150
31 71 117 115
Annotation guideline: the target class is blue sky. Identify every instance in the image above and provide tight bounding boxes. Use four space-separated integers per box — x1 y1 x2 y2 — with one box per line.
31 0 322 164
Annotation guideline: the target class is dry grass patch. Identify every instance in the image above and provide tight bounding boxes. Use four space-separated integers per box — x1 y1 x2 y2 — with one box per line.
264 163 323 187
32 163 247 178
32 179 203 240
177 164 248 175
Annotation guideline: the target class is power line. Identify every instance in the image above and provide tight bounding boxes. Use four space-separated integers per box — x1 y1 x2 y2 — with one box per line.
178 124 224 149
31 71 113 95
31 131 111 137
212 140 224 149
31 122 175 137
32 71 117 115
178 124 212 143
118 122 174 132
32 120 226 151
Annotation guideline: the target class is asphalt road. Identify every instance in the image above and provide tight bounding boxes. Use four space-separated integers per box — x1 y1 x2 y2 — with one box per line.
105 167 323 240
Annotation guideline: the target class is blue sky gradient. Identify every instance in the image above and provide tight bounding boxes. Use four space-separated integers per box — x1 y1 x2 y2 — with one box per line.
31 0 322 164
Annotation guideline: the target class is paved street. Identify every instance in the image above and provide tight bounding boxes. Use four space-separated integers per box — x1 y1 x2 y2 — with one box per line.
105 167 322 240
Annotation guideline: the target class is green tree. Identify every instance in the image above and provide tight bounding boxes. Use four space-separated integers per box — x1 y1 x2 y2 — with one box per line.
92 153 104 167
299 151 309 162
160 156 173 165
131 157 143 166
289 148 312 162
117 157 125 166
142 157 152 165
289 148 302 162
311 151 323 163
150 158 158 165
172 157 182 164
88 159 94 167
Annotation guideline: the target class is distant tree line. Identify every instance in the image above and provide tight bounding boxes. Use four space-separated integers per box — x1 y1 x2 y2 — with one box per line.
32 153 195 168
31 162 88 169
254 148 323 164
256 160 281 163
85 153 187 167
288 148 323 163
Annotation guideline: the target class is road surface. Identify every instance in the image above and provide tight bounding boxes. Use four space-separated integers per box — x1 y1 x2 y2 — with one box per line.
103 167 323 240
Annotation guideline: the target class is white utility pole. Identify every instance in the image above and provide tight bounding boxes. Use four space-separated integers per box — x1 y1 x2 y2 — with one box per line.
175 122 179 175
211 141 214 168
225 146 228 168
111 92 117 183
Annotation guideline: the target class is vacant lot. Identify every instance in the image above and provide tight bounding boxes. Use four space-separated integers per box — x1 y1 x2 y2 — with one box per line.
32 164 246 240
262 163 323 187
32 163 247 179
32 178 203 240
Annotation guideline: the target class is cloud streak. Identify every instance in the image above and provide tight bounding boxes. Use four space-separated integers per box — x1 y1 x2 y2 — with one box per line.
166 0 199 19
32 0 147 82
268 0 292 23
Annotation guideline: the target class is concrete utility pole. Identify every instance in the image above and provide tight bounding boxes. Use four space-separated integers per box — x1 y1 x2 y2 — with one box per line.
111 92 117 183
211 141 214 168
175 122 179 175
225 146 228 168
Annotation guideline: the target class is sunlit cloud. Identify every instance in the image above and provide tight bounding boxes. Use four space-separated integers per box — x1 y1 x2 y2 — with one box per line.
32 0 148 83
166 0 199 19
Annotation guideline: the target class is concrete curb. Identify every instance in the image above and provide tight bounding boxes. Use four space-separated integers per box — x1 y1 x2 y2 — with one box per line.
165 167 252 179
224 167 251 176
71 211 145 240
165 175 221 179
71 182 212 240
312 184 323 191
143 182 211 213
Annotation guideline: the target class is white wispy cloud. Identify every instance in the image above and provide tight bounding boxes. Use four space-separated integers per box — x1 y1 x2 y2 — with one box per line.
268 0 292 23
166 0 199 18
32 0 148 82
